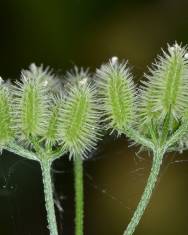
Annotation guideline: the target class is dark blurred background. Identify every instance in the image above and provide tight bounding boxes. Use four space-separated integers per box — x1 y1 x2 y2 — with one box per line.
0 0 188 234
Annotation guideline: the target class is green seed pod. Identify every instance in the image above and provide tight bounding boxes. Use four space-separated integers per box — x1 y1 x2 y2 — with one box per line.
13 64 52 141
96 57 136 134
44 95 62 146
0 79 13 149
139 43 188 127
58 71 100 159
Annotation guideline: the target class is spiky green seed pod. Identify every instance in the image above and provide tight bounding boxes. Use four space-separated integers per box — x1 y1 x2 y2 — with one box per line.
139 43 188 127
0 79 14 148
58 71 100 159
96 57 136 134
13 64 52 141
44 96 62 146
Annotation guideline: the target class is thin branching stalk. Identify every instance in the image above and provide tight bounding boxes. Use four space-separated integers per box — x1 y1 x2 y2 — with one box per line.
5 142 39 161
123 148 164 235
126 128 155 150
74 157 84 235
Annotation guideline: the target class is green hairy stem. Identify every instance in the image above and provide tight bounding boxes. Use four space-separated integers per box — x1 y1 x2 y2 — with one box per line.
74 157 84 235
41 159 58 235
123 149 164 235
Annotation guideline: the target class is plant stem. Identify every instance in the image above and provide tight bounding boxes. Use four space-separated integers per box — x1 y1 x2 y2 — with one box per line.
74 156 84 235
41 159 58 235
123 148 164 235
6 142 38 161
126 128 155 151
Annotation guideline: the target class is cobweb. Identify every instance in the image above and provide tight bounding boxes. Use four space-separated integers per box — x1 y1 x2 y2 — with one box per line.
0 150 188 234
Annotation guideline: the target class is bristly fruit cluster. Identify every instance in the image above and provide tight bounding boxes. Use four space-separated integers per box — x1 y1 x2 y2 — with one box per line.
1 43 188 158
96 44 188 151
1 64 101 160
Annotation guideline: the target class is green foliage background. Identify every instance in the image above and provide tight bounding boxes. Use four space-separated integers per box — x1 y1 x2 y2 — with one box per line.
0 0 188 235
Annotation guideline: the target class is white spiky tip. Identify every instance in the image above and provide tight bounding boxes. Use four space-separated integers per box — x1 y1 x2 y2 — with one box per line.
79 78 87 85
169 43 181 53
111 56 118 65
30 63 38 72
22 74 28 82
0 77 4 85
43 80 48 86
184 53 188 59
